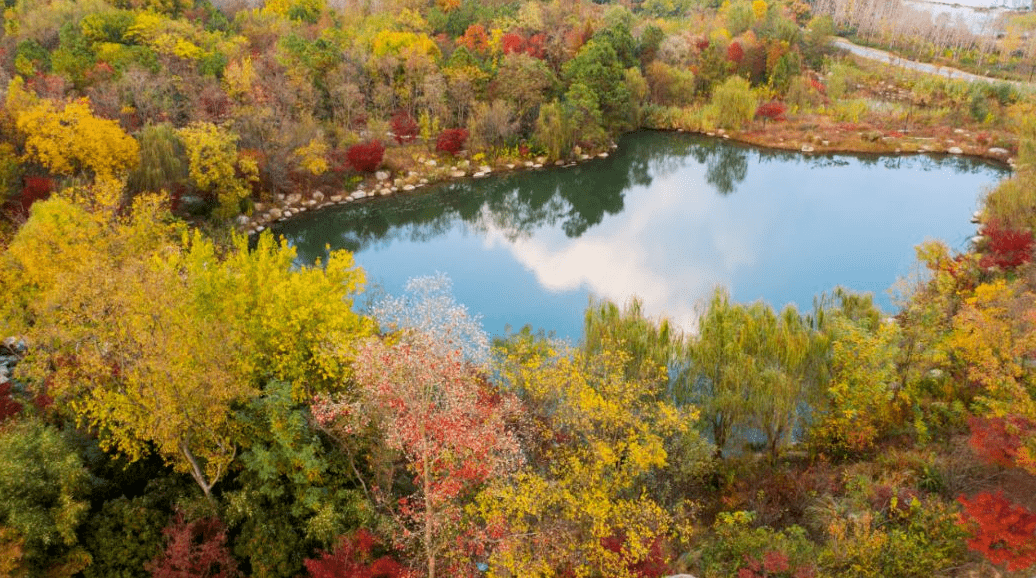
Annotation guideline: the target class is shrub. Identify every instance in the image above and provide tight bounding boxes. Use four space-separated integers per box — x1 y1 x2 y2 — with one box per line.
711 76 756 130
978 219 1033 271
699 511 817 578
304 529 405 578
147 512 239 578
755 101 787 124
436 128 469 156
958 492 1036 571
390 111 418 144
346 141 385 173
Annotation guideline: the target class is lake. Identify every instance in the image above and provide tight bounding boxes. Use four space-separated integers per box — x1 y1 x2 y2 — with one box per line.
276 131 1009 341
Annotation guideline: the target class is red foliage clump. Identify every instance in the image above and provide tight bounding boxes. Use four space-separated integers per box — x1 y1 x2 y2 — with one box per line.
304 529 405 578
457 24 490 53
18 175 53 213
727 41 744 64
738 550 816 578
436 128 468 156
147 511 239 578
969 415 1035 468
755 101 787 123
346 141 385 173
978 219 1034 270
808 77 826 95
0 380 22 422
391 111 419 144
599 532 668 578
502 32 525 55
958 492 1036 571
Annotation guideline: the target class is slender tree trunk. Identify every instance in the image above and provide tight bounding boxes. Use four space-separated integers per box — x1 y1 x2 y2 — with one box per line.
180 442 214 501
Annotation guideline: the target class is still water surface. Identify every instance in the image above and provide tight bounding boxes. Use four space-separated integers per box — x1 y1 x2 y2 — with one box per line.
277 131 1008 341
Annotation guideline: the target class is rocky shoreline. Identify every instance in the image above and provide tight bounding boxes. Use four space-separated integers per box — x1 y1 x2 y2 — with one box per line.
238 127 1016 235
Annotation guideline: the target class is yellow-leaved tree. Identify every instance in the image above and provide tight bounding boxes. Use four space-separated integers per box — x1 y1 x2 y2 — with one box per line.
475 334 691 577
177 121 259 218
11 92 139 182
1 183 374 499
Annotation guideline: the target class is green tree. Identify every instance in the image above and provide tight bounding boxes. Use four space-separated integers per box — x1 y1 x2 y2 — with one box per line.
0 419 94 577
563 39 634 133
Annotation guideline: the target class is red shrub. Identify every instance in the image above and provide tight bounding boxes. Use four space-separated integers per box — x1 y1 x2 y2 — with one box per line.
18 175 53 213
969 415 1034 468
390 112 418 144
958 492 1036 571
978 219 1033 270
808 77 826 95
147 511 239 578
600 532 668 578
727 41 744 64
0 381 22 422
755 101 787 123
435 128 468 156
695 37 710 51
304 529 405 578
346 141 385 173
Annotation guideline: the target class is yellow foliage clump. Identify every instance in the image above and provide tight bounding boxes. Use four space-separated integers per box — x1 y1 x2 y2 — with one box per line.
13 97 139 181
474 338 691 577
177 121 259 218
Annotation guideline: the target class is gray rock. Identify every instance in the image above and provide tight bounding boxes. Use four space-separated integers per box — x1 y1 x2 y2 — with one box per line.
235 215 251 227
403 184 415 191
312 190 325 202
947 146 963 155
267 207 283 219
989 147 1009 155
375 170 390 181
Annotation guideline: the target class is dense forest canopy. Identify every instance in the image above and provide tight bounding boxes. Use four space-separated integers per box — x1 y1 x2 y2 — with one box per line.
0 0 1035 575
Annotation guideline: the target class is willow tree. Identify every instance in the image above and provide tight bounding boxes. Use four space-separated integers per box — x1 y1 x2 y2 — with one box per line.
582 296 681 385
681 289 826 458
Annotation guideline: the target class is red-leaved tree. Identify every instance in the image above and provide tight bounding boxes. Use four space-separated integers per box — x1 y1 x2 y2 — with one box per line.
391 112 419 144
978 219 1034 270
755 102 788 125
435 129 468 156
727 41 744 64
147 511 239 578
304 529 407 578
347 141 386 173
456 24 490 53
501 32 526 55
312 332 523 578
958 492 1036 571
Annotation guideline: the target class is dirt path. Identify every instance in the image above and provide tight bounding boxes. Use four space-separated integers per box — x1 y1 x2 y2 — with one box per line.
831 37 1031 89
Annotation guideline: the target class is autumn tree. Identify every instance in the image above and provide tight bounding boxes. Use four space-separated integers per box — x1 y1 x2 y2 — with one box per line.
304 529 405 578
314 332 522 578
476 333 690 577
11 92 139 182
1 186 373 500
147 512 239 578
177 121 259 218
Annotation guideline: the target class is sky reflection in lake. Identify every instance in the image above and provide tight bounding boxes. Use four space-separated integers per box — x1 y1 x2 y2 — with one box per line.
277 132 1008 341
